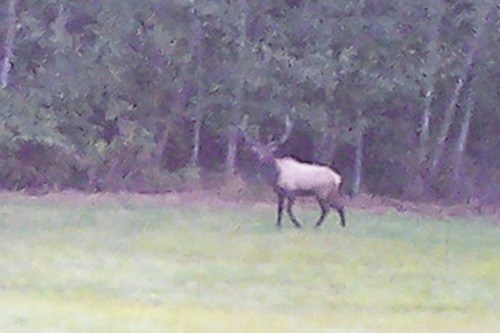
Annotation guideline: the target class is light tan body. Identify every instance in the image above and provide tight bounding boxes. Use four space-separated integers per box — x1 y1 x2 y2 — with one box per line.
275 157 342 200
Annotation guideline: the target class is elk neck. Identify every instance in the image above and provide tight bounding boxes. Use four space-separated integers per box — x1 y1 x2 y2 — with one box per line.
259 155 280 187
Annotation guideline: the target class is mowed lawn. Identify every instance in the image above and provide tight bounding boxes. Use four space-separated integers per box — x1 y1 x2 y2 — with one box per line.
0 193 498 332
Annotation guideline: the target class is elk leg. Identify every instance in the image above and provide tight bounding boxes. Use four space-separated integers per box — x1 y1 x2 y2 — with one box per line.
276 194 284 229
286 197 302 228
337 207 346 227
314 199 329 228
330 198 346 227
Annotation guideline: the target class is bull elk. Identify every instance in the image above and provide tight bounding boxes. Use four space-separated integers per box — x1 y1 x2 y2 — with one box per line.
239 115 346 229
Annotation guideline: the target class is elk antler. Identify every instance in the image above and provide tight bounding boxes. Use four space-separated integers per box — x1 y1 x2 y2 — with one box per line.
278 113 293 145
238 113 293 156
268 113 293 151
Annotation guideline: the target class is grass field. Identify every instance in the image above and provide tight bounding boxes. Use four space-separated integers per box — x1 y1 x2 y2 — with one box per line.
0 193 498 332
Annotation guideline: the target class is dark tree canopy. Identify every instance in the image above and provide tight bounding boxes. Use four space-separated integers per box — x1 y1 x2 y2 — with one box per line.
0 0 497 204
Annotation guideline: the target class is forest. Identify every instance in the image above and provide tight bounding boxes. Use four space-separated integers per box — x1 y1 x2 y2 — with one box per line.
0 0 498 204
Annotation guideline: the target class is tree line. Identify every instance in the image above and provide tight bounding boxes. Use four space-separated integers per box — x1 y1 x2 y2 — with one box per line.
0 0 498 204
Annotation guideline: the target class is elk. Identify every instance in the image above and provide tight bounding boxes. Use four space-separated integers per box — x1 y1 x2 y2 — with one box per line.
239 115 346 229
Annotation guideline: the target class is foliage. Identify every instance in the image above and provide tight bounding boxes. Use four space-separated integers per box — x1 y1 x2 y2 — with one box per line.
0 0 497 203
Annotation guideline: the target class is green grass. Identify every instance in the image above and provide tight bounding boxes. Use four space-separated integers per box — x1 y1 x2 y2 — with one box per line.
0 195 498 332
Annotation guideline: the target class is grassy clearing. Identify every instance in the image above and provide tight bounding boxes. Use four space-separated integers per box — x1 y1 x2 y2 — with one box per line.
0 194 498 332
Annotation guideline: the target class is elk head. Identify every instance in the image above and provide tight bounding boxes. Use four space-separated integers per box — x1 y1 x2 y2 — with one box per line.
238 114 293 163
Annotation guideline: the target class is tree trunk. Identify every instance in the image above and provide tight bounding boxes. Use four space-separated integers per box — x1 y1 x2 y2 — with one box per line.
225 0 247 176
154 134 168 170
450 78 475 200
429 78 464 178
412 1 445 198
1 0 17 89
189 118 201 167
189 15 204 168
454 85 473 168
318 108 341 167
429 4 493 180
232 0 248 109
225 129 238 175
351 109 364 196
316 131 334 165
418 102 432 167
